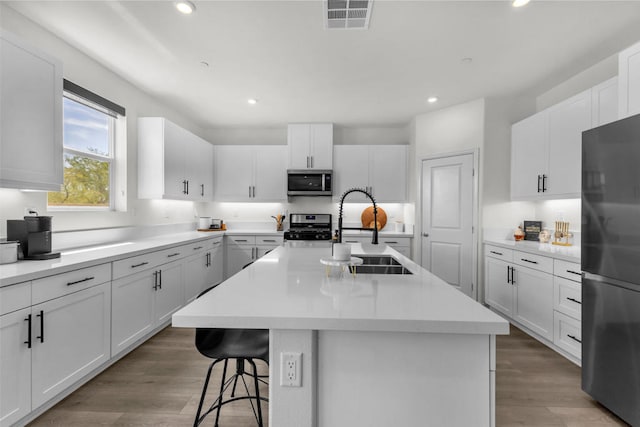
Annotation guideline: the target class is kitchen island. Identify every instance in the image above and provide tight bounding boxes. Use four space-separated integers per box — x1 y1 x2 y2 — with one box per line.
172 243 509 427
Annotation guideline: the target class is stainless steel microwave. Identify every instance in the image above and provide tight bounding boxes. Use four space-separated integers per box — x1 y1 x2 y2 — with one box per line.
287 170 332 196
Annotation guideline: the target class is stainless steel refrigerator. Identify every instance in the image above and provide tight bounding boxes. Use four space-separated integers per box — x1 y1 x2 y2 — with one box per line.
582 112 640 426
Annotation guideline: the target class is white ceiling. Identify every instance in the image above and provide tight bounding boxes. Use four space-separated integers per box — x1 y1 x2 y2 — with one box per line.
6 1 640 129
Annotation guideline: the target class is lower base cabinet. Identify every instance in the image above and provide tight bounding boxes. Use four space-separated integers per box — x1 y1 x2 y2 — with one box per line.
0 307 31 426
225 235 283 279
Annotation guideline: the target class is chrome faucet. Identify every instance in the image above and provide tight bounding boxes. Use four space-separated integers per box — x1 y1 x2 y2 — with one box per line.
337 188 378 244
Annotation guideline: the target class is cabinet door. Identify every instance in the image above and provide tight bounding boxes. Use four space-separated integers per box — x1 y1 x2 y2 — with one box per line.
195 140 214 201
0 308 31 427
546 89 591 198
370 145 407 202
0 31 63 191
512 266 553 341
511 111 548 200
592 77 618 127
333 146 369 201
226 244 254 279
31 283 111 409
184 252 207 303
154 261 184 325
254 146 286 201
288 124 311 168
484 257 513 317
309 124 333 169
213 145 253 201
163 119 188 199
209 243 224 287
619 41 640 119
111 270 155 356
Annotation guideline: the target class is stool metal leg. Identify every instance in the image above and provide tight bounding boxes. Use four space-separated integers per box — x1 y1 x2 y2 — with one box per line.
247 358 264 427
194 359 218 427
214 359 230 427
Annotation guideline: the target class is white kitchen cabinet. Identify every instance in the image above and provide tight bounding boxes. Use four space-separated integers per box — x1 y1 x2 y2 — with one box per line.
209 238 224 287
225 235 283 279
0 30 63 191
484 246 554 341
592 77 618 127
138 117 214 201
511 90 591 200
334 145 407 202
288 123 333 169
154 261 184 325
184 238 223 303
0 307 31 427
213 145 286 202
552 259 582 362
31 282 111 409
619 40 640 119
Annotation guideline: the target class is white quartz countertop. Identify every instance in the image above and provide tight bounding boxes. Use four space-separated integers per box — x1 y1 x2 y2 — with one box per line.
172 243 509 335
484 238 580 263
0 231 223 287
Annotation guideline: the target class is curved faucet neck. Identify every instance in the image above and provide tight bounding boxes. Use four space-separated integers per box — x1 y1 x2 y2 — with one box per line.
337 188 378 244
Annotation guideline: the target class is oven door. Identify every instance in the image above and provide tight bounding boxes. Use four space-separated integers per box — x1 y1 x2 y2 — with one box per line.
287 170 332 196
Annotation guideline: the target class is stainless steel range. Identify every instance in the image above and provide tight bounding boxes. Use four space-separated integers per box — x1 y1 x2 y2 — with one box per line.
284 214 332 241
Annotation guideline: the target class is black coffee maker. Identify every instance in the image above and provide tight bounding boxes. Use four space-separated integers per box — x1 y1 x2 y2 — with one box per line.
7 215 61 260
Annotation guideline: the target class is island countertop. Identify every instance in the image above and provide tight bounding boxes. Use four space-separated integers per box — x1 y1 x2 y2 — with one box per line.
172 243 509 335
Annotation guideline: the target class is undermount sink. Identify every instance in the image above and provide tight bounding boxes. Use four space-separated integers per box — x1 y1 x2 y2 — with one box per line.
349 255 413 275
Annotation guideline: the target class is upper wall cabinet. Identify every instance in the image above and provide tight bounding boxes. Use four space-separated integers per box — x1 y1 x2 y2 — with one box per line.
619 41 640 119
511 80 617 201
0 31 63 191
288 124 333 169
138 117 214 201
213 145 286 202
334 145 408 202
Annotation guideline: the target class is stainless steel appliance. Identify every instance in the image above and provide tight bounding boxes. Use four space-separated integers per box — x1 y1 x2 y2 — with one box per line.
7 216 61 260
582 112 640 425
284 214 332 241
287 170 332 196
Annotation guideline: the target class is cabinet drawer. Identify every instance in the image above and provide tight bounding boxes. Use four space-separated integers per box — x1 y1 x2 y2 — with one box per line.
256 235 283 246
184 241 208 253
554 276 581 320
32 263 111 305
379 237 410 247
513 251 553 273
158 245 188 261
554 311 582 359
226 235 256 245
553 259 582 282
113 250 164 279
0 281 31 316
485 245 513 262
342 236 367 244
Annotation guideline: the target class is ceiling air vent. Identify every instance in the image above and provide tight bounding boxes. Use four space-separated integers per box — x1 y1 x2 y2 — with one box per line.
325 0 373 30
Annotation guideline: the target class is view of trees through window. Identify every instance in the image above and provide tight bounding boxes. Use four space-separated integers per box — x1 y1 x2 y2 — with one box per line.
48 96 113 208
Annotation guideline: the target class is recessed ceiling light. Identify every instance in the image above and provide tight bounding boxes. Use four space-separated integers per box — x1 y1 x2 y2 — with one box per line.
427 97 438 104
461 57 473 64
512 0 530 7
200 61 209 68
175 1 195 14
248 99 258 105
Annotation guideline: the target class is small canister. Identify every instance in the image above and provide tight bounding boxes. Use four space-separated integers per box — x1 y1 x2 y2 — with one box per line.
0 241 19 264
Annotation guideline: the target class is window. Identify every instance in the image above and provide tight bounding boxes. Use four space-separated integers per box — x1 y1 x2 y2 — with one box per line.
48 81 125 210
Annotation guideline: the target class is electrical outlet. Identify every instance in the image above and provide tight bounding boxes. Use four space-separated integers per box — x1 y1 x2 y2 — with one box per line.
280 352 302 387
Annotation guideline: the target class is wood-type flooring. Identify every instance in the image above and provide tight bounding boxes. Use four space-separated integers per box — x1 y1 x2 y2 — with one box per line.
28 324 628 426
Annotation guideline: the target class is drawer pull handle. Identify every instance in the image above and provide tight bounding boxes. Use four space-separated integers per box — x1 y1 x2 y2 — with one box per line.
567 334 582 344
521 258 538 264
263 240 276 243
36 310 44 343
385 241 398 244
236 239 249 242
67 276 95 286
193 246 203 250
167 253 180 258
132 262 149 268
490 250 503 256
24 314 32 348
566 270 582 276
566 297 582 305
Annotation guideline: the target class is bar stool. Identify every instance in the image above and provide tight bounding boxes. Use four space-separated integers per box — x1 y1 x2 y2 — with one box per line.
193 286 269 427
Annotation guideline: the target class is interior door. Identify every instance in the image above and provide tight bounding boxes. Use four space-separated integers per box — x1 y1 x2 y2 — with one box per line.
421 153 474 296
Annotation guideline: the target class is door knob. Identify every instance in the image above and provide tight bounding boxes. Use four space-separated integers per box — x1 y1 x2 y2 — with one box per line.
422 233 429 237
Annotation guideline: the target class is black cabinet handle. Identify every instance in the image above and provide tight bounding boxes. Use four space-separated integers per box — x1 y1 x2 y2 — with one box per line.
24 314 32 348
510 266 516 285
490 250 503 256
186 180 189 195
153 271 158 290
132 262 149 269
193 246 203 251
507 266 511 284
183 180 187 194
566 297 582 305
158 270 162 290
167 252 180 258
36 310 44 343
537 175 542 193
521 258 538 264
566 270 582 276
567 334 582 344
384 241 399 244
201 184 204 197
67 276 95 286
542 174 547 192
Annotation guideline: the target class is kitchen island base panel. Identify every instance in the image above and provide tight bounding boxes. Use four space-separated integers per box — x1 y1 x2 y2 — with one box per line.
268 328 495 427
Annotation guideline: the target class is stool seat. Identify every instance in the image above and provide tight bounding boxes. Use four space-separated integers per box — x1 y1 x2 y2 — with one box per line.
196 329 269 361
